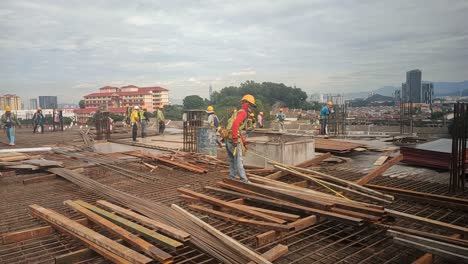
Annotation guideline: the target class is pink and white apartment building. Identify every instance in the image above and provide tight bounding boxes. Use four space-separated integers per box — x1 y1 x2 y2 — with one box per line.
83 85 169 112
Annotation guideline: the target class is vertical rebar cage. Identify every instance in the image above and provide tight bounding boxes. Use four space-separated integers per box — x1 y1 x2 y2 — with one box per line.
183 110 205 152
450 102 467 193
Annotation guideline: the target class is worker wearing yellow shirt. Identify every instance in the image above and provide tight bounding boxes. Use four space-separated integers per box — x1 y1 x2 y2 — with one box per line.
130 106 140 141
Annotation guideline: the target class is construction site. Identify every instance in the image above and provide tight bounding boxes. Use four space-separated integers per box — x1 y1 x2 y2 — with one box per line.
0 106 467 264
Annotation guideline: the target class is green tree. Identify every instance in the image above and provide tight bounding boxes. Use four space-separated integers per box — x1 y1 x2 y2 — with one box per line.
79 100 85 109
183 95 206 109
161 105 183 120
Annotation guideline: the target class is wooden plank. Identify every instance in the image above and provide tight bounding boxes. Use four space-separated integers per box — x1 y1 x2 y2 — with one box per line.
356 154 403 185
241 205 301 222
386 209 468 236
373 155 389 166
247 244 288 264
171 204 273 264
228 198 245 204
412 234 460 264
96 200 190 242
2 218 88 244
178 188 287 224
132 152 207 174
29 204 150 264
65 200 174 263
179 194 201 203
291 180 308 188
188 204 293 232
288 215 317 231
256 231 277 247
205 186 364 226
75 200 182 251
365 184 468 211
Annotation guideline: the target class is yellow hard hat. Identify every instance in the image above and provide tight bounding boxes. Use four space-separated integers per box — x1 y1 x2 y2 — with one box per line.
241 94 256 106
142 105 147 110
158 105 164 109
37 107 42 110
259 112 263 115
207 106 214 112
5 106 11 111
125 104 130 107
327 101 333 106
250 113 255 117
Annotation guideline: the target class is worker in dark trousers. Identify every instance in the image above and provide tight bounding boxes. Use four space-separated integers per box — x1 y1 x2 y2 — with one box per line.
156 105 165 134
140 105 150 138
33 107 45 133
130 106 140 141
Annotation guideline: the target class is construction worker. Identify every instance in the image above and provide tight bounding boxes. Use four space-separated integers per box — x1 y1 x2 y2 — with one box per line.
224 94 256 183
246 113 256 131
320 102 333 135
125 104 131 126
140 105 150 138
1 106 21 146
206 106 221 147
33 107 45 133
257 112 264 128
156 105 165 134
276 108 286 131
130 106 140 141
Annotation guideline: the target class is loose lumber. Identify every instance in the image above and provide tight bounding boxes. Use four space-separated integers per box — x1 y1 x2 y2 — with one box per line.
373 155 389 166
205 186 364 226
272 162 394 201
240 205 301 222
178 188 287 224
365 184 468 211
30 204 151 264
131 152 207 173
96 200 190 242
264 153 331 180
22 173 58 185
188 204 293 232
247 244 288 264
385 209 468 237
288 215 318 231
1 218 88 244
412 234 461 264
65 200 174 263
171 204 273 264
74 200 182 251
356 154 403 185
389 230 468 263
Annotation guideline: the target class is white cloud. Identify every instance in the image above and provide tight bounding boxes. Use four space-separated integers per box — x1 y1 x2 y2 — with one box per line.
231 69 257 76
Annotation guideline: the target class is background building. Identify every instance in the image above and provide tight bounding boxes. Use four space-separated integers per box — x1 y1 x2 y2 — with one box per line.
29 98 38 110
0 94 22 110
39 96 58 109
406 69 422 103
83 85 169 112
422 82 434 105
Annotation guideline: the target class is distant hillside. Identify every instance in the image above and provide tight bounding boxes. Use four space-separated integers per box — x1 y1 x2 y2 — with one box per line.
375 86 398 97
433 81 468 96
367 94 394 102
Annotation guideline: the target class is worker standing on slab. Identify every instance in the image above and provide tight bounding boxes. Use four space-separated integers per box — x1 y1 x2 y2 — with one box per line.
224 94 256 183
140 105 150 138
206 106 221 147
247 113 256 131
124 104 131 127
130 106 140 142
257 112 264 128
1 106 21 146
320 101 333 136
33 107 45 134
156 105 165 134
276 108 286 131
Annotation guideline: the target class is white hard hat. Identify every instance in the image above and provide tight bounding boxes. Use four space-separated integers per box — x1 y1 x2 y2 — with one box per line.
134 106 139 109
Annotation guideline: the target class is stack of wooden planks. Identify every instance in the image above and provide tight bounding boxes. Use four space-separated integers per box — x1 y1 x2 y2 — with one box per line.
30 199 190 263
0 152 63 171
314 138 366 153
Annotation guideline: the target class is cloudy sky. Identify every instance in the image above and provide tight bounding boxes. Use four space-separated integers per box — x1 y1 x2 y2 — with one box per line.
1 0 467 104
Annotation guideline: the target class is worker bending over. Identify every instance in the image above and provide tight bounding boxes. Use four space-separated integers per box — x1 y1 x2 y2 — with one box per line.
140 105 150 138
224 94 256 183
156 105 165 134
320 102 333 136
1 106 21 146
130 106 140 142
